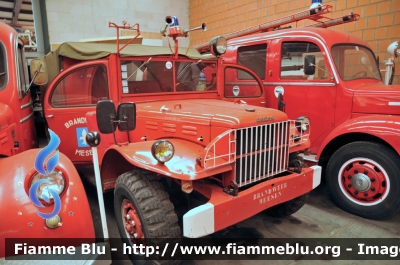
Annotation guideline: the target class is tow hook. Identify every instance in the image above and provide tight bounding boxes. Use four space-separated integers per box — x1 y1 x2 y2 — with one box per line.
223 180 238 196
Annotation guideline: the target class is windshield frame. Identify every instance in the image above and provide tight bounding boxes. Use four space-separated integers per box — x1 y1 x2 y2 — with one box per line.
331 43 382 82
15 36 29 99
0 40 8 91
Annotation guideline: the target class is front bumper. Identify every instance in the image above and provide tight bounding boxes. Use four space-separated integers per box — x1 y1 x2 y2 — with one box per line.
183 166 322 238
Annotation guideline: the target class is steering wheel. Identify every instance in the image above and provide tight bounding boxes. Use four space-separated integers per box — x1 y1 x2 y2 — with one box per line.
352 71 367 78
176 81 196 91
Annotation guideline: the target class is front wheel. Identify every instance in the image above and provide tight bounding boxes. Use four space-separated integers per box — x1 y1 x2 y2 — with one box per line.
114 170 181 263
326 142 400 219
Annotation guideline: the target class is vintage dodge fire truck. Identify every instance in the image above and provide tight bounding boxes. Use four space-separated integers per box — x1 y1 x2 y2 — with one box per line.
0 22 97 259
193 4 400 219
35 18 321 242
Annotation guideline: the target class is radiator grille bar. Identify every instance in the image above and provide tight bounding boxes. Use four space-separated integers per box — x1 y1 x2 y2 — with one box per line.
235 121 290 187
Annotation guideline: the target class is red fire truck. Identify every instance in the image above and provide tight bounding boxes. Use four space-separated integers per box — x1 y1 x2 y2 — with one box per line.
193 4 400 219
35 18 321 243
0 22 97 259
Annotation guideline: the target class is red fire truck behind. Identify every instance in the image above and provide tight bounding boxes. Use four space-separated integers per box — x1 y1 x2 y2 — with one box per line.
194 4 400 219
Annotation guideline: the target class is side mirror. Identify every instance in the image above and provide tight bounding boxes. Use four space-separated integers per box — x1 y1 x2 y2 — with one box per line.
303 55 316 75
30 59 48 85
96 100 117 134
117 103 136 131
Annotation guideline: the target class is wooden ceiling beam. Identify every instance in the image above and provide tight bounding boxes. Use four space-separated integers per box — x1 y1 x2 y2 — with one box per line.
12 0 23 25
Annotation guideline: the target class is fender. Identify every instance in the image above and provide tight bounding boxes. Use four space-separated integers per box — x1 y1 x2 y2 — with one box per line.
317 115 400 160
100 138 233 186
0 102 16 156
0 149 95 257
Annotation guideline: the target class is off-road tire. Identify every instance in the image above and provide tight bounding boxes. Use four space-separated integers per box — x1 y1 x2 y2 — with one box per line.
326 141 400 219
114 170 181 264
264 193 309 217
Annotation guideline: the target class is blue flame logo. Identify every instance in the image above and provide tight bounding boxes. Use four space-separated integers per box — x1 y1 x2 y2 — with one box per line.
29 129 62 219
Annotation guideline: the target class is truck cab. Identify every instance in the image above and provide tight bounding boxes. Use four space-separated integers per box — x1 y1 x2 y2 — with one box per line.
0 22 36 156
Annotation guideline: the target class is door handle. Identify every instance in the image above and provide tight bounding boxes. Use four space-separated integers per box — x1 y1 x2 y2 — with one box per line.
46 114 54 118
261 102 266 104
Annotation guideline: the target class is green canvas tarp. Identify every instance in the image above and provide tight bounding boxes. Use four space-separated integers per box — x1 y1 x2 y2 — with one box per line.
52 42 214 61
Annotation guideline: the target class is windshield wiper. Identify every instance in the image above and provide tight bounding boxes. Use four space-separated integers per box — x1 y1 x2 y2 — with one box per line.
127 57 152 80
177 60 202 78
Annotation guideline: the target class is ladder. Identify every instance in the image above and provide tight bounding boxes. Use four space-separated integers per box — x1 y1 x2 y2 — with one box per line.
193 4 359 53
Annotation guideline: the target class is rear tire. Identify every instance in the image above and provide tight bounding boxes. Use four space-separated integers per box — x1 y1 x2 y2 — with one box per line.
326 141 400 219
114 170 181 264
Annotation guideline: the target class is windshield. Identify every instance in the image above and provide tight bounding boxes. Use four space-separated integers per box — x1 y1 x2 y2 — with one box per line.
120 59 216 94
331 44 381 81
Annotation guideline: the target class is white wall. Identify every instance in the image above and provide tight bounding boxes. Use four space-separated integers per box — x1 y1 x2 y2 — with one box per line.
45 0 190 47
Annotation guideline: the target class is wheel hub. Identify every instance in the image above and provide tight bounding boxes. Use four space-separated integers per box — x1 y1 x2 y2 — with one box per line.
339 158 389 205
122 199 145 244
352 173 371 192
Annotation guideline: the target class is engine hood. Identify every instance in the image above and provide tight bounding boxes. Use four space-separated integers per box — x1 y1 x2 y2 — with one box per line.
352 83 400 115
136 99 287 128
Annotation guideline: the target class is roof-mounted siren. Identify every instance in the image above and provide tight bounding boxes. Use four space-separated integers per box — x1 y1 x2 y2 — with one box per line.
183 22 207 36
160 16 174 36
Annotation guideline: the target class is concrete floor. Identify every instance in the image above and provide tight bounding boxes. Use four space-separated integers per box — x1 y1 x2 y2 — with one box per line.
78 167 400 265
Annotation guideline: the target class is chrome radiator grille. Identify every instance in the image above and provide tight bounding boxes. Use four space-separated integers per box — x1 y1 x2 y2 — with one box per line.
235 121 290 187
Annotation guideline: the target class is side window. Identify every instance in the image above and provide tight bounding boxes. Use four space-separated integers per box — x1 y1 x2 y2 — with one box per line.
280 42 328 80
120 60 173 93
51 65 109 107
237 44 266 79
0 42 7 90
224 67 262 98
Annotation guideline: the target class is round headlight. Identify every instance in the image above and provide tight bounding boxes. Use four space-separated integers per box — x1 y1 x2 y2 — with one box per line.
209 36 227 56
29 170 65 201
151 140 175 163
295 116 310 132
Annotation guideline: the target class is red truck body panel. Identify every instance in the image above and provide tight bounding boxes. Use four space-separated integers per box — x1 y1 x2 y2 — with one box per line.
223 27 400 156
0 149 95 257
0 22 36 156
